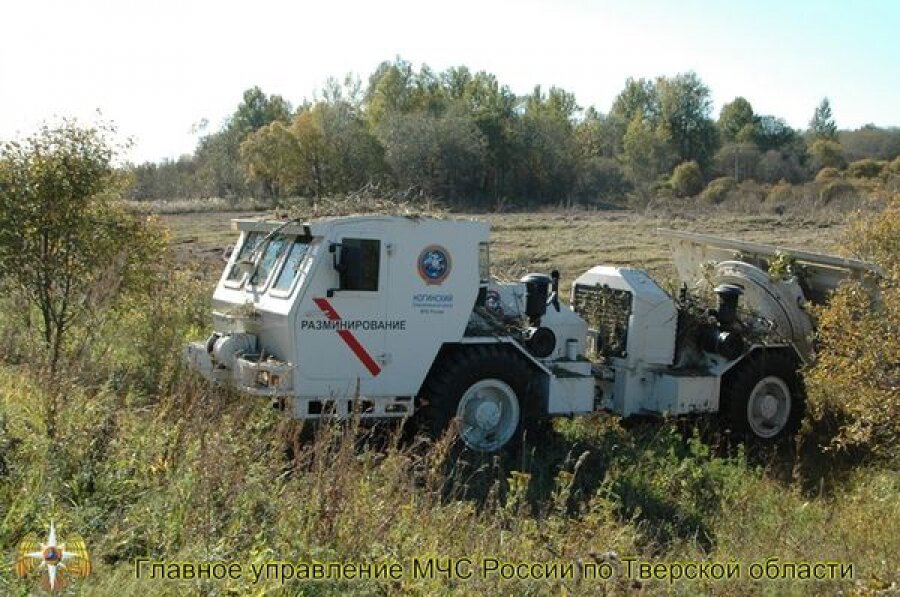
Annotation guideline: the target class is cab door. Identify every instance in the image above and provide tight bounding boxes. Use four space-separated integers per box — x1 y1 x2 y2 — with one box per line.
300 231 390 395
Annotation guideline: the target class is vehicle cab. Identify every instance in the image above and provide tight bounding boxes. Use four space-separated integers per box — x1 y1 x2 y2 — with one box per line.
184 215 490 418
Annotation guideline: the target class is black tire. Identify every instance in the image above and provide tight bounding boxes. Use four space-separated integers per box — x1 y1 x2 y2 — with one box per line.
720 349 805 442
418 345 534 454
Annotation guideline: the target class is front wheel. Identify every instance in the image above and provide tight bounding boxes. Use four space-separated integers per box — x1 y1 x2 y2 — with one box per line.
456 378 521 452
720 350 805 442
419 346 531 453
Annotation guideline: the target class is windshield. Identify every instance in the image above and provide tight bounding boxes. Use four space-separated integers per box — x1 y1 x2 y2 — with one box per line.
273 238 310 291
226 231 263 281
249 234 289 287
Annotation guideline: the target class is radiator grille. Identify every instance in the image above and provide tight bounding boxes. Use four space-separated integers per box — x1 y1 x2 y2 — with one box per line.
572 284 632 358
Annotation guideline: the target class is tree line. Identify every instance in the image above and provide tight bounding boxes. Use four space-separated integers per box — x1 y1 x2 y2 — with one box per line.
127 58 900 207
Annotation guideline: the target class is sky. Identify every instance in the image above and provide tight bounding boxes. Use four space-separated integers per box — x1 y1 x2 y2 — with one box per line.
1 0 898 163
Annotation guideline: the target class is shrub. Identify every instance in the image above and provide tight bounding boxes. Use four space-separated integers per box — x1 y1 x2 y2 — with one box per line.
808 138 846 170
765 181 795 206
0 122 167 378
884 156 900 176
756 149 805 184
814 166 841 182
670 161 704 197
818 179 857 204
712 143 760 181
847 158 883 179
806 195 900 458
883 158 900 193
699 176 736 203
574 156 631 201
651 178 675 200
722 180 767 212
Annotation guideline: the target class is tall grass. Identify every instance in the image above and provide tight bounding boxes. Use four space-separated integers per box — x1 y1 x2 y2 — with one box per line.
1 366 897 593
0 209 898 595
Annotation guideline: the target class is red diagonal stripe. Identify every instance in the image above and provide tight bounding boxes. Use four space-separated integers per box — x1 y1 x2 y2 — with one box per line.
336 330 382 376
313 297 339 320
312 298 382 376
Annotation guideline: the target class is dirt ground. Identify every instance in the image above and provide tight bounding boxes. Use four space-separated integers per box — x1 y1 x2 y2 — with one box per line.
164 209 849 291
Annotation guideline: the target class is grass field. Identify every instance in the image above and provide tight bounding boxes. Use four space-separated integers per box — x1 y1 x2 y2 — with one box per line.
163 208 848 290
3 205 896 596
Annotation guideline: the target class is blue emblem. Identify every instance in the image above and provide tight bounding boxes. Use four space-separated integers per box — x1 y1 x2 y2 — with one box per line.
418 245 451 285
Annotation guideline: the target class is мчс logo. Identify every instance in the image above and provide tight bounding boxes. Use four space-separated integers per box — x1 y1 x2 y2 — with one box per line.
13 521 92 592
418 245 451 285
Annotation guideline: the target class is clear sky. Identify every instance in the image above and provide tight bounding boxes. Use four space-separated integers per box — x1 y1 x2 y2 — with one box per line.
2 0 898 163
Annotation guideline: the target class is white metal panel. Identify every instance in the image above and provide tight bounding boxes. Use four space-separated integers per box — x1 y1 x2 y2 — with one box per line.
659 227 883 288
651 374 719 414
289 217 489 399
547 376 594 414
381 218 488 397
610 364 653 417
539 304 589 361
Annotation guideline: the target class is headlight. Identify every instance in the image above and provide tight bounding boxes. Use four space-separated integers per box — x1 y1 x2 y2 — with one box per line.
256 370 281 387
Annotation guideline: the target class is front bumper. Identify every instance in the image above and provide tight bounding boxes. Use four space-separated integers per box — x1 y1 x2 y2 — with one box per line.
183 341 293 397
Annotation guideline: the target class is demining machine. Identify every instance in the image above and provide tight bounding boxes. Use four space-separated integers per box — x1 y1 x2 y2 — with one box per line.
184 216 880 452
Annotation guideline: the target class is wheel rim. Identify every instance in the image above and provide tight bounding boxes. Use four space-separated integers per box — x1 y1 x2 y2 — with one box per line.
746 375 792 438
456 379 520 452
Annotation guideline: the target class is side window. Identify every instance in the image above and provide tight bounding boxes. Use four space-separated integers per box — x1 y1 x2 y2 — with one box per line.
341 238 380 291
226 232 262 281
273 238 310 291
249 234 289 287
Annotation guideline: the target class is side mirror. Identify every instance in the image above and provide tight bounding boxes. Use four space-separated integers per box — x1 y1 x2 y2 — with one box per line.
222 244 234 262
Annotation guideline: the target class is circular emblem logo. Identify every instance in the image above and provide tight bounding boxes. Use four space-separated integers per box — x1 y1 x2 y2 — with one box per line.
418 245 452 285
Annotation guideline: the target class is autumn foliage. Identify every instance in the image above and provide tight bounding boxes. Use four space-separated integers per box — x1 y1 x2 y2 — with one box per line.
806 195 900 456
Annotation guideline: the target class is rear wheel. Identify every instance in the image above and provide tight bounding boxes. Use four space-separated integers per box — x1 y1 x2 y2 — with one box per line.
721 350 805 442
419 345 532 453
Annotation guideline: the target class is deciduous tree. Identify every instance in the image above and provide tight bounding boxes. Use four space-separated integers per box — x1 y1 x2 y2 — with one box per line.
0 122 165 376
656 72 719 171
718 97 755 144
240 120 302 199
622 112 674 184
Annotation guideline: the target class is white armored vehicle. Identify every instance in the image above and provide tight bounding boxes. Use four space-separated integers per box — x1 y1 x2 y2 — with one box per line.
185 215 879 452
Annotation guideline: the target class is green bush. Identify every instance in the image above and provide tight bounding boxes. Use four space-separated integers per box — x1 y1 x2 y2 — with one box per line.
847 159 884 179
814 166 841 182
651 178 675 200
0 122 167 377
574 156 631 201
808 138 846 170
699 176 737 203
884 156 900 176
669 161 704 197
